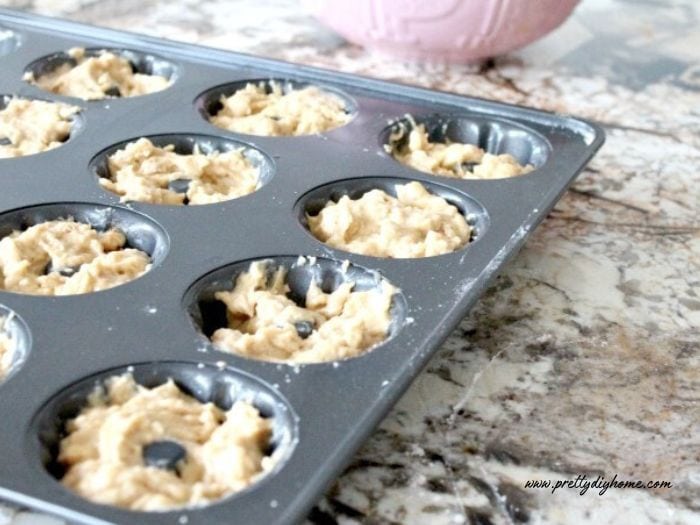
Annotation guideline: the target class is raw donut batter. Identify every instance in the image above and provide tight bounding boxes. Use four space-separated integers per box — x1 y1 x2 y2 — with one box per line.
307 181 471 258
100 138 261 205
59 374 273 511
211 260 395 363
25 47 171 100
0 317 13 379
0 97 79 158
209 81 351 136
387 117 534 179
0 219 150 295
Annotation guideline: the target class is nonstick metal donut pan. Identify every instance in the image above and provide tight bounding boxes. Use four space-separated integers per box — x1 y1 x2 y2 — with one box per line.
0 8 604 525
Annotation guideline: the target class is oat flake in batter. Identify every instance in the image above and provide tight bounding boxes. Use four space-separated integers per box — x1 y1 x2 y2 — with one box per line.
100 138 261 205
211 260 395 363
59 374 274 511
307 181 472 258
0 317 14 379
0 219 151 296
209 81 351 136
25 47 171 100
0 97 80 158
387 117 534 179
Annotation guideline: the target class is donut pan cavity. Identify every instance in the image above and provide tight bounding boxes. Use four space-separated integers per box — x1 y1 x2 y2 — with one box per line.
25 47 179 94
0 8 604 525
184 255 408 354
90 133 276 203
31 362 298 483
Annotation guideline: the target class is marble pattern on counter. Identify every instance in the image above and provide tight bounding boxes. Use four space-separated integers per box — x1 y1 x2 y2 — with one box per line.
0 0 698 524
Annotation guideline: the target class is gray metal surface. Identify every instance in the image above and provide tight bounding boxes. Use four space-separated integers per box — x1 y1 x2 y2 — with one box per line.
0 8 604 525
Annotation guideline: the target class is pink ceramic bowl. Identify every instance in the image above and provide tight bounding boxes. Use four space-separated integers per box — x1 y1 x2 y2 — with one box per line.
303 0 579 64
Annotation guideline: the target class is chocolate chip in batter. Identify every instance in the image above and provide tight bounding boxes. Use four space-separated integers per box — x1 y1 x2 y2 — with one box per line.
167 178 191 195
44 261 80 277
0 137 11 145
293 320 314 339
142 440 187 472
103 86 122 98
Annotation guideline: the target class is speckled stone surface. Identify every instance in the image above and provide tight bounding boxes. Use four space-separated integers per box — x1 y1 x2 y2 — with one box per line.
0 1 698 524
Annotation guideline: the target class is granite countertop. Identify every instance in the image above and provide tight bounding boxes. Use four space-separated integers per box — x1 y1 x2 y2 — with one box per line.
0 0 698 524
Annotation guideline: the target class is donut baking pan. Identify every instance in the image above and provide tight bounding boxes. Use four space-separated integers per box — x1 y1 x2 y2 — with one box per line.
0 8 604 525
